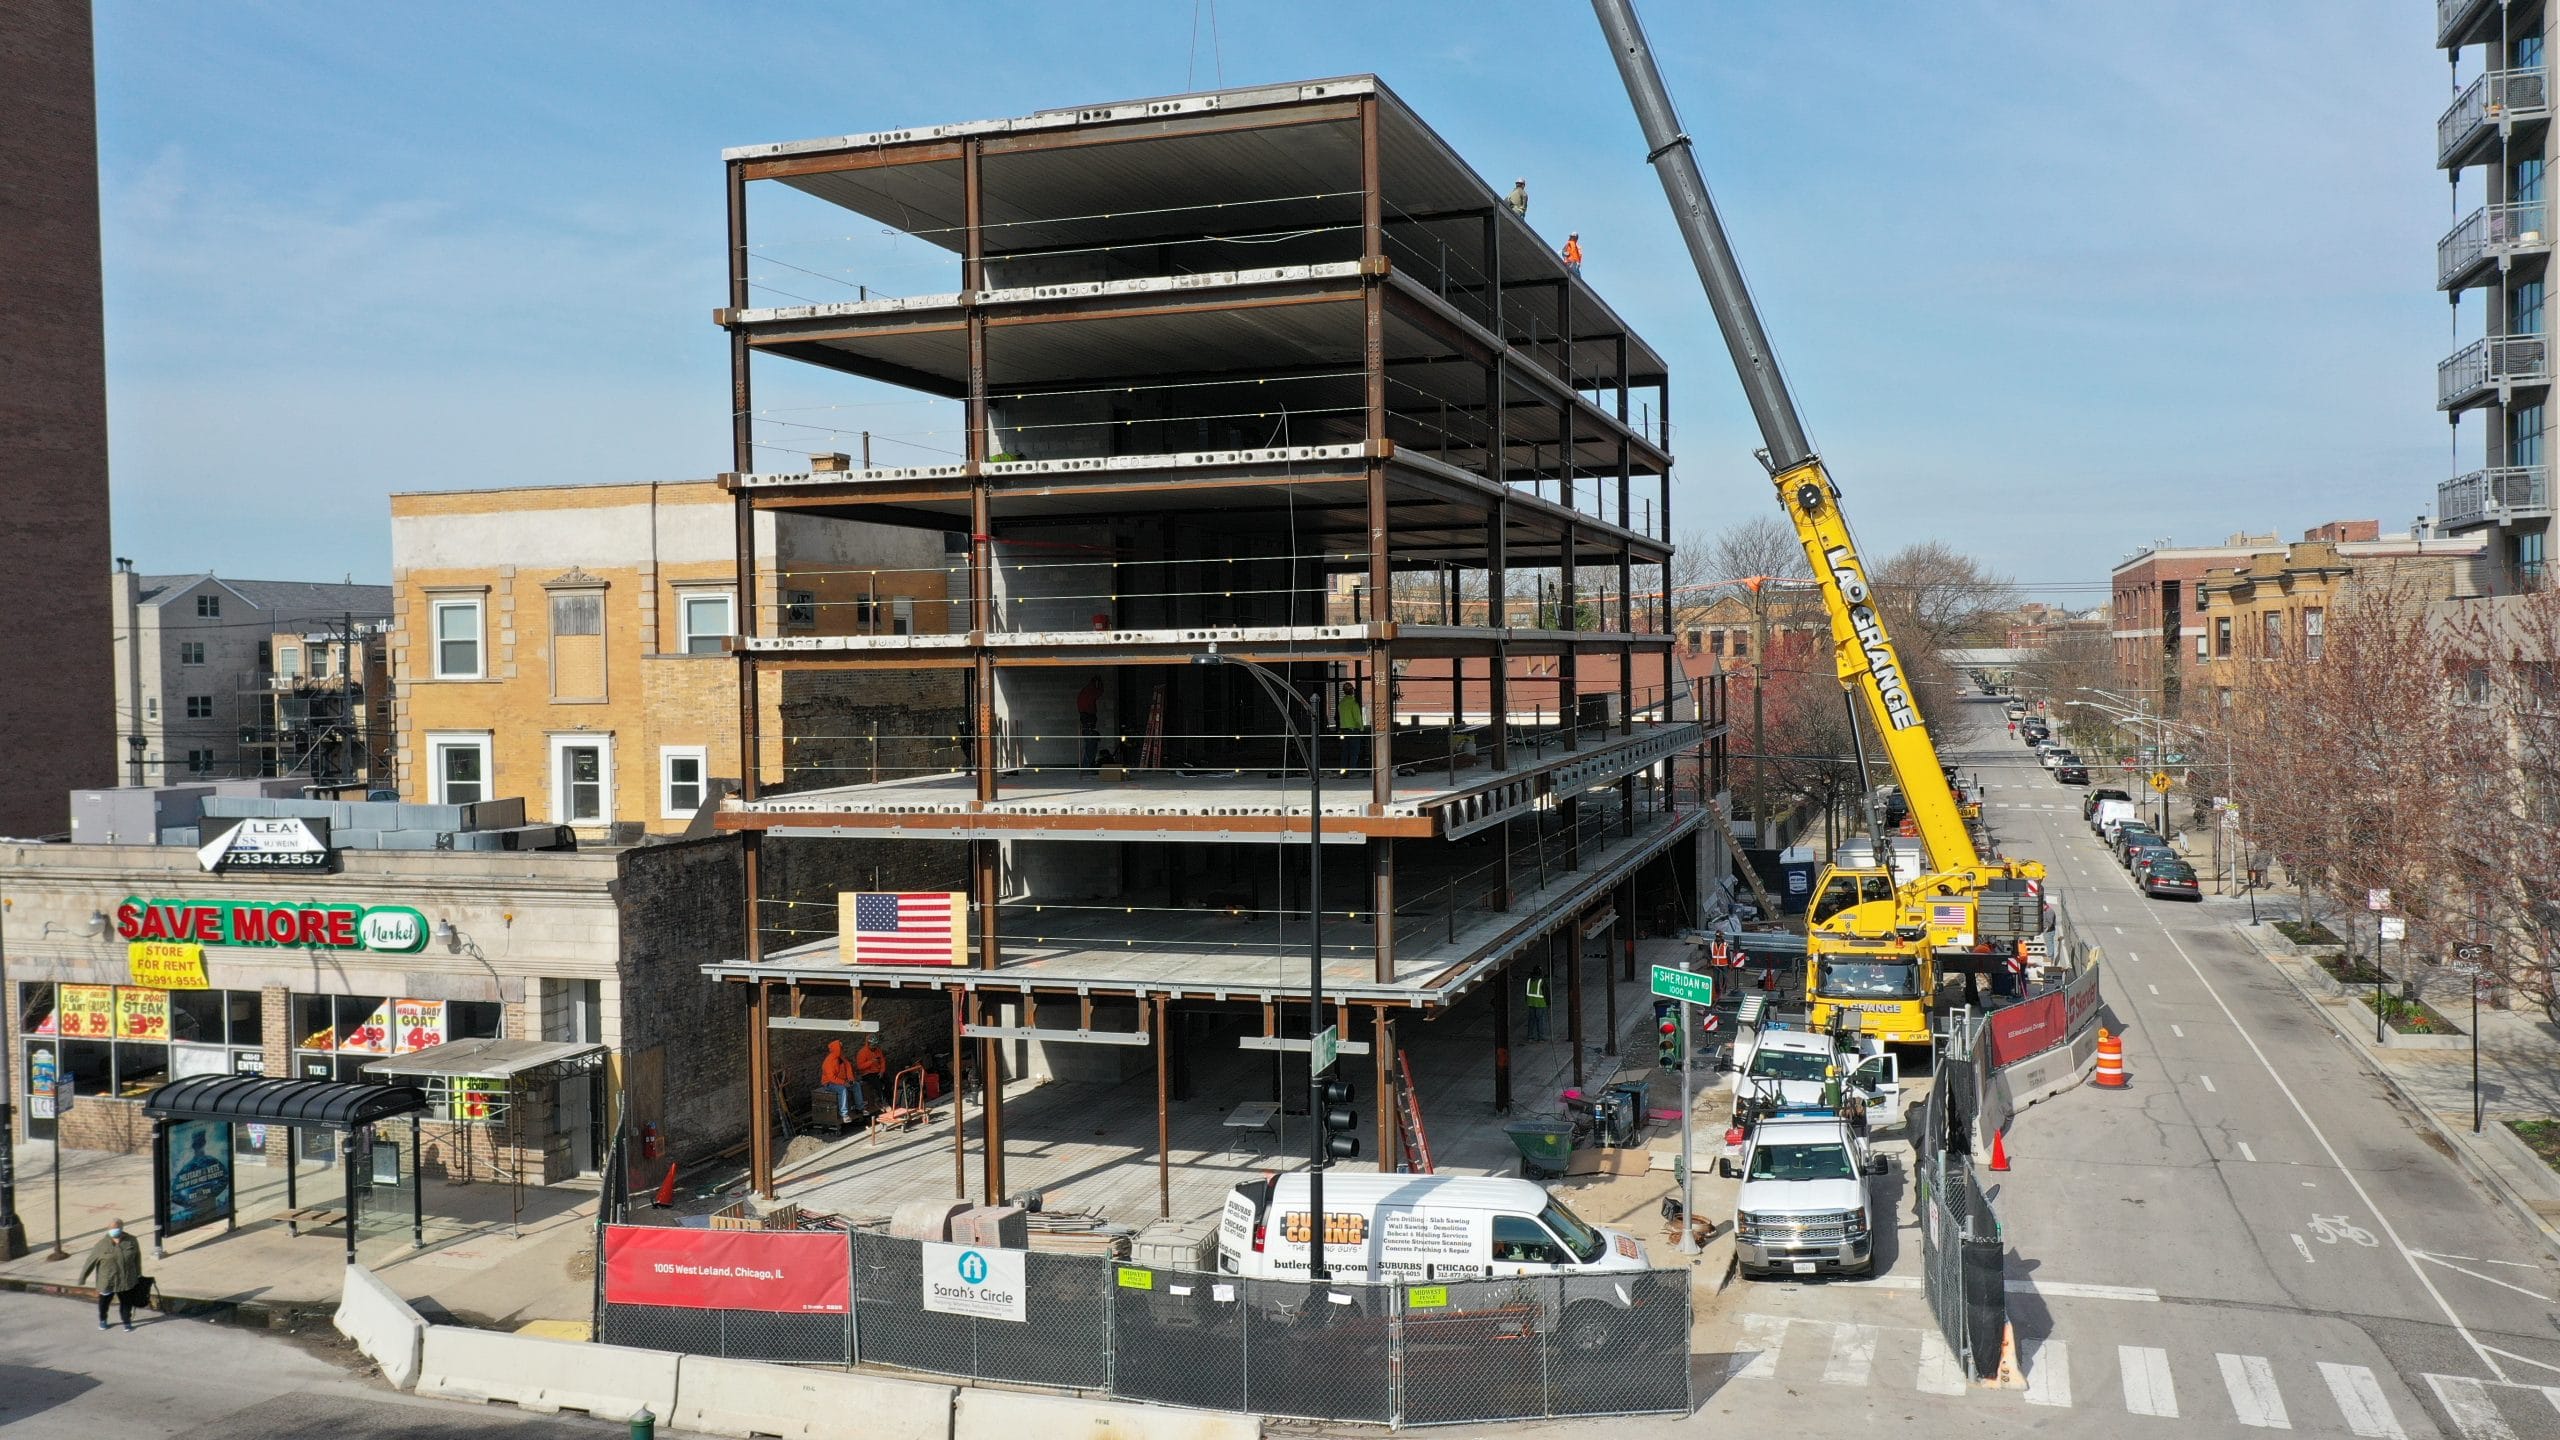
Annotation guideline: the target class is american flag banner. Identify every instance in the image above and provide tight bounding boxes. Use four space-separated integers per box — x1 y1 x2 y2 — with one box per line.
838 891 968 966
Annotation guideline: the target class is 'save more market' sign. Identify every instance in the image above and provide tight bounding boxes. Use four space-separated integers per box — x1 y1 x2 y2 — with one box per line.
114 898 430 954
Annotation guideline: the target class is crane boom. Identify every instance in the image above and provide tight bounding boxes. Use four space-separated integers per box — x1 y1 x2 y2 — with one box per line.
1589 0 1980 873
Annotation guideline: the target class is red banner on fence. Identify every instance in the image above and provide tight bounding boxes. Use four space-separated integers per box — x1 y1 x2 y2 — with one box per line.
602 1225 849 1313
1987 963 2105 1069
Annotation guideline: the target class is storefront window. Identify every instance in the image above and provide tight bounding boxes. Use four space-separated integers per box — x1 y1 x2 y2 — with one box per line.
24 983 205 1098
294 993 502 1088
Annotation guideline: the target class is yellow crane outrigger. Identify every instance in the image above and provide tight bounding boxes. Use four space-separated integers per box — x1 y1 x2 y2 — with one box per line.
1592 0 2044 1046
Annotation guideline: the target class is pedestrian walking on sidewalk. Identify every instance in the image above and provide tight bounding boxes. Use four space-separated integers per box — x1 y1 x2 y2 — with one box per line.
78 1220 147 1331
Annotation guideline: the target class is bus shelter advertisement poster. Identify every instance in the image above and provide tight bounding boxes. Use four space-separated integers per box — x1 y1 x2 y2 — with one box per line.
164 1118 235 1237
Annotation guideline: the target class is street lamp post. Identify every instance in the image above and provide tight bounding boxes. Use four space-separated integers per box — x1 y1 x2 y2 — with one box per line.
1196 652 1337 1280
0 893 24 1260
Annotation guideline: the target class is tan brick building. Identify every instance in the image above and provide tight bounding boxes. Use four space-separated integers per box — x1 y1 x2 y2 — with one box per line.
389 480 957 837
2193 533 2487 704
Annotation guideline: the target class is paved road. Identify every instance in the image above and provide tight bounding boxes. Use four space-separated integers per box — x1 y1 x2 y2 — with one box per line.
1647 692 2560 1439
0 1289 618 1439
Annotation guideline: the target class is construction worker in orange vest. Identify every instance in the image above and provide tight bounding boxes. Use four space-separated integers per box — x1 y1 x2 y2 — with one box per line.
1562 233 1584 277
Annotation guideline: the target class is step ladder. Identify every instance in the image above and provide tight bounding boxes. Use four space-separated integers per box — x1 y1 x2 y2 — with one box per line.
1138 684 1167 770
1392 1049 1434 1174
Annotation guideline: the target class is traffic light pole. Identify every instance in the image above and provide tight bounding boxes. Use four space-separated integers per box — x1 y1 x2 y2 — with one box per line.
1677 995 1698 1255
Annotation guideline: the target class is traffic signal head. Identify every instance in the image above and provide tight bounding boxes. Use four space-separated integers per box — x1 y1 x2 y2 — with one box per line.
1319 1077 1359 1159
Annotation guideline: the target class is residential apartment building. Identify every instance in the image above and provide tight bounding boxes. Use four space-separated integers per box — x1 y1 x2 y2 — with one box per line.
702 77 1721 1206
2111 533 2285 709
0 0 114 835
389 480 956 838
2437 0 2556 588
110 569 393 786
2192 532 2488 702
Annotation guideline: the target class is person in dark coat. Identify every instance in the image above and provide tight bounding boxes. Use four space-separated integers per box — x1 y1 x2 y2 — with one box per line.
78 1219 147 1331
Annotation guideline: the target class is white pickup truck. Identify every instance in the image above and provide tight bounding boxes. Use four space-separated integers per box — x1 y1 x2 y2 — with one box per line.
1728 1113 1888 1280
1728 1027 1905 1133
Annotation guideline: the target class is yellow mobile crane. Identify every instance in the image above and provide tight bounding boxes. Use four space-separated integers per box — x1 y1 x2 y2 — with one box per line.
1592 0 2045 1045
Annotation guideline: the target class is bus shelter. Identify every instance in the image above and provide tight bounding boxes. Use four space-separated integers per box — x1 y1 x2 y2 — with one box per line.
361 1038 607 1231
141 1075 429 1264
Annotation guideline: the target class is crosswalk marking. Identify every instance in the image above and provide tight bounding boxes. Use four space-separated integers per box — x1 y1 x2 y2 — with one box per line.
1733 1314 1784 1380
2121 1345 2179 1417
2024 1337 2071 1408
2427 1374 2519 1440
2322 1362 2407 1438
2220 1352 2290 1428
1822 1322 1878 1387
1918 1328 1967 1396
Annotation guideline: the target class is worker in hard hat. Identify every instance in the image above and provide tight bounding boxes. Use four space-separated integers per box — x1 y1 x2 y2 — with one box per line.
1562 232 1584 277
1506 178 1529 218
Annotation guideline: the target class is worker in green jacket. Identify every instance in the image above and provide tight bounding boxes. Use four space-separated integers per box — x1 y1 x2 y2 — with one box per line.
1336 683 1369 773
78 1219 147 1331
1525 971 1550 1041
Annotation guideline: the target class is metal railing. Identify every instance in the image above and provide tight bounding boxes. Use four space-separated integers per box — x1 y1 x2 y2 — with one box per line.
2441 0 2492 47
2440 66 2550 167
2439 464 2552 526
2438 201 2553 288
2438 332 2550 409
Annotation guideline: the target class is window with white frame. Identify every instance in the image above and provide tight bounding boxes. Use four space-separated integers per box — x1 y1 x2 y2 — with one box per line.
679 591 734 656
2303 607 2324 660
428 733 491 805
196 594 220 618
661 746 709 819
550 734 612 825
432 597 484 678
278 645 301 677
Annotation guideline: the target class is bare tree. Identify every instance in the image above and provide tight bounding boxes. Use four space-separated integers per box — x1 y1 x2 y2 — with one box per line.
2442 588 2560 1020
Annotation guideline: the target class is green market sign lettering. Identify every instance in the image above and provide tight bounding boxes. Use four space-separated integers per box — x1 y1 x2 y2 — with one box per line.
115 898 430 954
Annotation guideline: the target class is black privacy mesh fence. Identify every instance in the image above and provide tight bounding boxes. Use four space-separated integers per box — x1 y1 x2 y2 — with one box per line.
601 1229 1693 1427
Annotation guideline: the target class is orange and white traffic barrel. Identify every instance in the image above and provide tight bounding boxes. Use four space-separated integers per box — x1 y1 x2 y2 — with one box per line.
2094 1027 2127 1088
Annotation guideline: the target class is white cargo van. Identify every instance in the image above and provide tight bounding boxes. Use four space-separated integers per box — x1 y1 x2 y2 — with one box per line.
2089 797 2135 837
1217 1173 1649 1283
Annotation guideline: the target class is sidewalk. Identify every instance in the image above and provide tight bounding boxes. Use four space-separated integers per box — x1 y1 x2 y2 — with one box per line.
1 1138 601 1330
2234 918 2560 1257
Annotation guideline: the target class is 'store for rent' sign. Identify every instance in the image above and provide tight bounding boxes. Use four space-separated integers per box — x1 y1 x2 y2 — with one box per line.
922 1240 1028 1322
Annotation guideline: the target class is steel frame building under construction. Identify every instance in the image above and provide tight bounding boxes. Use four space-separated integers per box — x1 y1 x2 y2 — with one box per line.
700 75 1729 1209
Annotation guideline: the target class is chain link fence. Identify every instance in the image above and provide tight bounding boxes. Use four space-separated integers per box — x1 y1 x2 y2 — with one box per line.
602 1228 1690 1426
1914 1021 2007 1383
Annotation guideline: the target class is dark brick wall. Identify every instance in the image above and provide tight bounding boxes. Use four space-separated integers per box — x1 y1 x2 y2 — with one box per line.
614 836 752 1165
0 0 114 836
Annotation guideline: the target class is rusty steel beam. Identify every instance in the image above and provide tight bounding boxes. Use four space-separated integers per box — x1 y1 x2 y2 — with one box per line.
741 139 966 182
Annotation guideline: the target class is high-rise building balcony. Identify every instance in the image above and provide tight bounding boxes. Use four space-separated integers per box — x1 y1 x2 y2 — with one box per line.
2438 464 2551 528
2440 65 2550 170
2438 333 2550 410
2438 201 2552 290
2440 0 2501 47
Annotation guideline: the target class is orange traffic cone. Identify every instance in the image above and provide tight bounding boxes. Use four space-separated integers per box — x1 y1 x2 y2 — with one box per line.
1989 1128 2010 1172
1989 1322 2026 1388
653 1160 680 1208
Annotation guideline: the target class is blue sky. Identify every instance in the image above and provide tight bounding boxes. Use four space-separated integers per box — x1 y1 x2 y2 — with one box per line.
98 1 2460 598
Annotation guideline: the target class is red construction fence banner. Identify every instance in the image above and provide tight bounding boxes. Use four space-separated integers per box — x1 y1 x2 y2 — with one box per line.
602 1224 849 1313
1985 962 2104 1070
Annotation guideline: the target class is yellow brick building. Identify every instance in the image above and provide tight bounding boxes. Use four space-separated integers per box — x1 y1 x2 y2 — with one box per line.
2192 534 2486 703
390 480 955 836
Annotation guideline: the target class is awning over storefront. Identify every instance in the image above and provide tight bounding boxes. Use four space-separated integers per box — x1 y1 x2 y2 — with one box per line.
358 1038 606 1082
143 1074 427 1128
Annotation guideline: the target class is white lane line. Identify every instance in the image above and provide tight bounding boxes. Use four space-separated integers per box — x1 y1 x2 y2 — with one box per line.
2120 1345 2179 1418
2116 926 2127 935
2220 1352 2291 1429
1918 1329 1967 1396
2413 1252 2557 1300
2426 1373 2518 1439
2170 1023 2184 1037
2321 1362 2407 1438
1845 1275 2159 1302
2294 1234 2316 1263
2148 984 2160 996
2425 1253 2541 1268
2147 906 2511 1381
2238 1142 2258 1162
1821 1321 1878 1387
1733 1313 1785 1379
2024 1336 2072 1408
2101 904 2111 913
2200 1074 2217 1093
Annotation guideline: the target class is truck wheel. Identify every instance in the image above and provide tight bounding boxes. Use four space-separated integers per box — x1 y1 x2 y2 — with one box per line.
1558 1301 1615 1356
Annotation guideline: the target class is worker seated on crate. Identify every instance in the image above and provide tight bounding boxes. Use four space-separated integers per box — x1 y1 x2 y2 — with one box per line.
818 1038 892 1123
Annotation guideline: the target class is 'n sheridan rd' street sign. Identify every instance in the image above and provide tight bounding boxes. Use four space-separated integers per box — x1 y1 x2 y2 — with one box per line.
1650 965 1714 1007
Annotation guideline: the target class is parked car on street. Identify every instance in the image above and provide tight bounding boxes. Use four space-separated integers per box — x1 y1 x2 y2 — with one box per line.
2112 826 2164 864
2142 857 2203 900
2056 763 2089 785
2126 843 2178 876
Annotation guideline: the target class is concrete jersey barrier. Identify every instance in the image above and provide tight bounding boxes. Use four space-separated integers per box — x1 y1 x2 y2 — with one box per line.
672 1354 954 1440
955 1386 1263 1440
414 1324 678 1422
332 1264 426 1391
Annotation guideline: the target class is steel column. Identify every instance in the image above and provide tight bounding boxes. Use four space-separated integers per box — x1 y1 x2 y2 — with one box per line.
964 137 998 807
1565 928 1585 1091
1360 95 1392 809
1373 1007 1395 1172
749 980 773 1197
1560 518 1578 751
950 988 969 1200
1490 972 1513 1114
1371 838 1396 984
1156 995 1172 1218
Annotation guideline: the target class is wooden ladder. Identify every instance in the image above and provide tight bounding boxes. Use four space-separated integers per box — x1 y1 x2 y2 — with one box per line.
1138 684 1167 770
1392 1050 1434 1174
